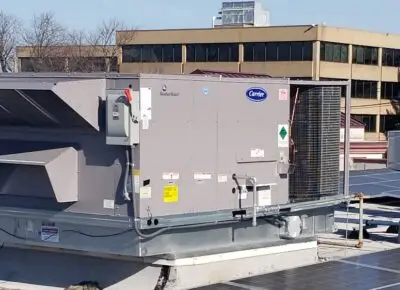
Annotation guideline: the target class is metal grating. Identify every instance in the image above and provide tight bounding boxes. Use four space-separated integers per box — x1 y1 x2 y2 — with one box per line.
289 86 341 202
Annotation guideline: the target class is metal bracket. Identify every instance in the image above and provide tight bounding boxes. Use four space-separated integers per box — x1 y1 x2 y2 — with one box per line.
232 174 257 227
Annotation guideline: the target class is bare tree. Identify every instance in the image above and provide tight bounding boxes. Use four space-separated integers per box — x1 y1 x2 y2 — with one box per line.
66 29 97 72
0 11 21 72
22 11 67 72
87 18 136 72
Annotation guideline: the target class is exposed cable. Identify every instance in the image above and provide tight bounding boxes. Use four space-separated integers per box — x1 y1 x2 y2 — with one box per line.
289 87 299 165
340 101 395 109
62 229 133 238
0 228 26 240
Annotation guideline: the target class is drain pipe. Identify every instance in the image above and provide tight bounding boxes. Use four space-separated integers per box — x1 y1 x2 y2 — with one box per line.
122 146 132 201
249 177 257 227
355 193 364 248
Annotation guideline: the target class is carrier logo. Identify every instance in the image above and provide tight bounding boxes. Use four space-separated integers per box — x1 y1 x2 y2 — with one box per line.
160 84 179 96
246 87 267 102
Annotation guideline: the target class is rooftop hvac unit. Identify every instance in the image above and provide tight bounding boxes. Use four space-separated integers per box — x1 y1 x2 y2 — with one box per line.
0 74 349 258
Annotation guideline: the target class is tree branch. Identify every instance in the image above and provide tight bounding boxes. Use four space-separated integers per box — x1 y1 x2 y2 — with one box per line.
0 11 21 72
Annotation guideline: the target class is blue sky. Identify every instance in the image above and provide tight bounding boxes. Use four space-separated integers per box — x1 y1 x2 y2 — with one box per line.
0 0 399 34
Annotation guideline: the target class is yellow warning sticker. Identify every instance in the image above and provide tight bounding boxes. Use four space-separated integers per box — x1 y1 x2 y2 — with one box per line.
132 169 140 176
163 185 178 203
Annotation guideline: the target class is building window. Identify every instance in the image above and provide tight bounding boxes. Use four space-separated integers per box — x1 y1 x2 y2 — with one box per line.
382 48 400 67
122 44 182 63
320 42 348 63
380 115 400 133
351 80 378 99
243 41 313 62
381 82 400 100
186 43 239 62
20 57 67 72
352 114 376 132
352 45 378 65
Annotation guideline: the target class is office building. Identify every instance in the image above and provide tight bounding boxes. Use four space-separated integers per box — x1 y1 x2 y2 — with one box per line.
116 24 400 140
17 24 400 141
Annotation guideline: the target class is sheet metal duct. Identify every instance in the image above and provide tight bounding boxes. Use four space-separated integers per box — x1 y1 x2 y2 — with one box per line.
0 78 105 130
0 147 78 203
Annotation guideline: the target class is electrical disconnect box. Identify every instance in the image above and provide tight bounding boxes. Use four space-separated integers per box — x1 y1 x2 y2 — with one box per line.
106 89 140 146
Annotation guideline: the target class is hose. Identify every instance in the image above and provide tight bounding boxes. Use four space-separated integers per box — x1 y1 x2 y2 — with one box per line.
122 147 131 201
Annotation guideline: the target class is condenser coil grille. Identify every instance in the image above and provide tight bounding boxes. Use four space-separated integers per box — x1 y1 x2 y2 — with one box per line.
289 86 341 202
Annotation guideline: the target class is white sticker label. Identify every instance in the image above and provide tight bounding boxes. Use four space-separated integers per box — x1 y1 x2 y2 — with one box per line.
279 88 288 101
103 199 115 209
194 173 212 180
218 175 228 183
40 226 59 243
26 220 34 232
250 148 264 158
142 116 149 130
239 191 248 200
134 175 140 194
278 124 289 148
140 87 152 120
140 186 152 199
162 172 180 180
258 185 272 206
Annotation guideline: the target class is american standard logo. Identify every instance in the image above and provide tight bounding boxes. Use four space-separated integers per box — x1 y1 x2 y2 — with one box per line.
160 84 179 96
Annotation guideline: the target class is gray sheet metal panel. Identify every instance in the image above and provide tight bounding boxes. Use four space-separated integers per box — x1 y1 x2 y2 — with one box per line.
0 129 129 216
0 81 54 90
0 72 140 83
52 79 107 131
0 204 333 257
0 77 106 131
0 73 140 92
0 147 78 203
0 75 139 216
136 75 290 218
388 130 400 170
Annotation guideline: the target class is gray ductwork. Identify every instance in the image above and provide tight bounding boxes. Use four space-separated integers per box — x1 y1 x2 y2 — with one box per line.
0 77 103 204
0 78 105 130
0 147 78 203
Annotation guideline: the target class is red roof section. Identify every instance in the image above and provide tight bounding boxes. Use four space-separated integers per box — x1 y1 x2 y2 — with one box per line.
191 69 272 78
341 113 365 128
340 141 387 154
